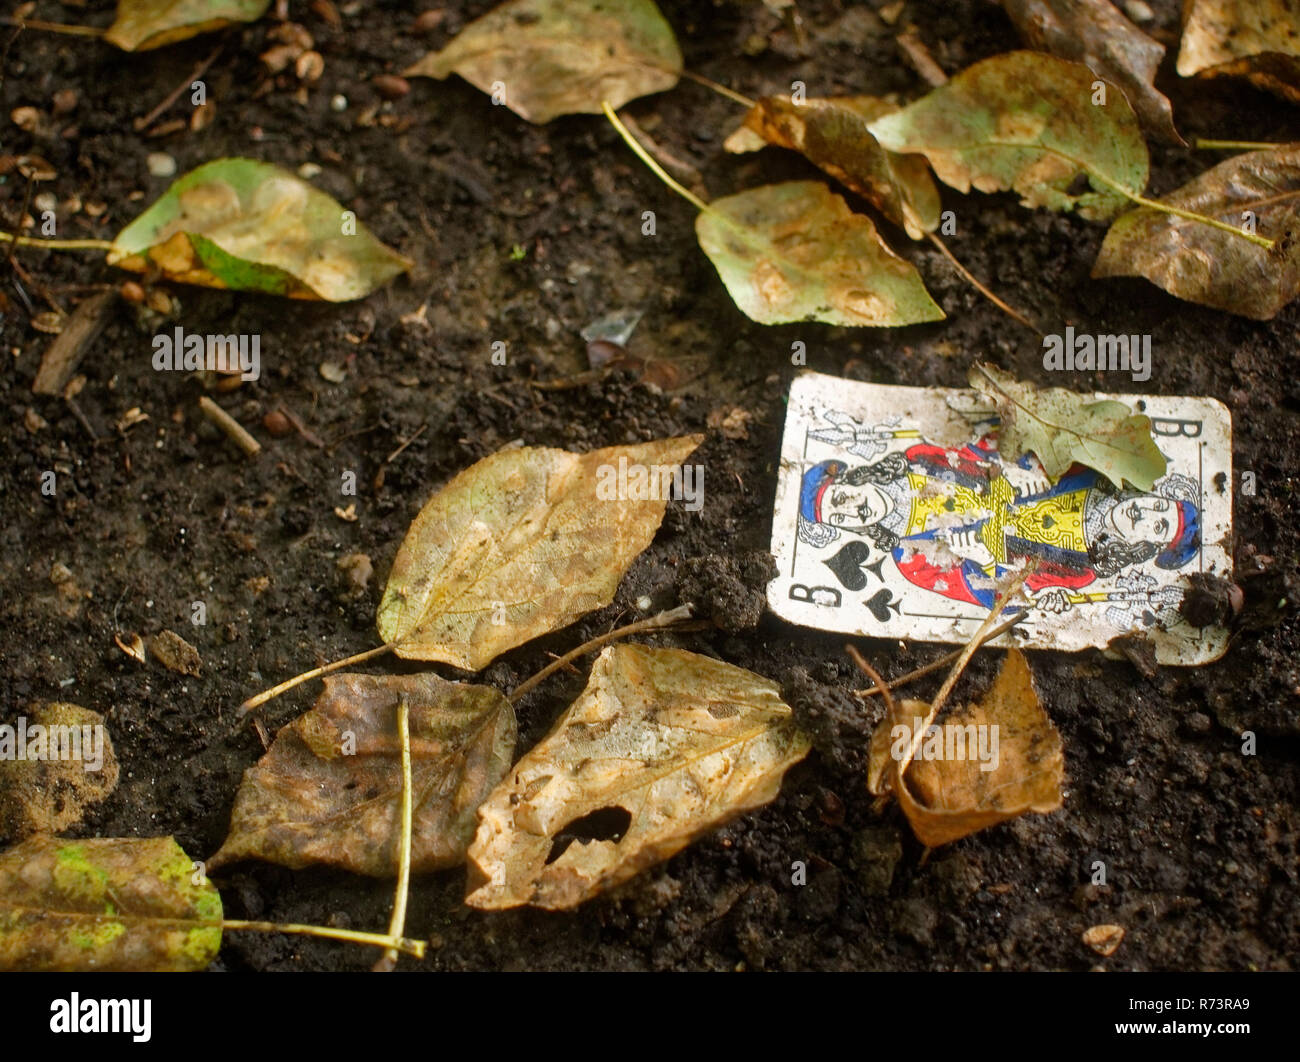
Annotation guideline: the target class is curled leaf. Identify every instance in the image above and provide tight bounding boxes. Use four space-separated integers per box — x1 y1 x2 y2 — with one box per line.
466 644 810 910
108 159 411 301
210 672 515 876
377 435 701 671
404 0 682 123
1092 144 1300 319
1000 0 1183 144
695 181 944 326
969 363 1166 490
1178 0 1300 104
868 51 1149 219
0 835 221 971
733 96 943 237
104 0 271 52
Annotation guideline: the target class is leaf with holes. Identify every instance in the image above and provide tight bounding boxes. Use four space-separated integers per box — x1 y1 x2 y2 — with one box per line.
0 835 221 971
1178 0 1300 104
404 0 682 123
466 644 810 910
210 672 515 876
969 363 1166 489
377 435 702 671
728 96 943 237
105 0 271 52
1093 145 1300 319
867 51 1149 219
695 181 944 326
107 159 410 301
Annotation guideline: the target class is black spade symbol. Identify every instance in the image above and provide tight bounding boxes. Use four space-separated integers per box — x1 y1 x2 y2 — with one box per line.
864 588 902 623
824 540 886 591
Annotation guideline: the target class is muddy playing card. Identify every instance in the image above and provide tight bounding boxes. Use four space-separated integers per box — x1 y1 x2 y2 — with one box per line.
769 372 1233 665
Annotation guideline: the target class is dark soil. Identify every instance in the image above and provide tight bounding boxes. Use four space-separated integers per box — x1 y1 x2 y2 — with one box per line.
2 0 1297 972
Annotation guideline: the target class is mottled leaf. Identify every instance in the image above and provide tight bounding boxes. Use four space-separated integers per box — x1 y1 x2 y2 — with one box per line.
1092 145 1300 319
377 436 702 671
404 0 681 123
0 703 118 840
695 181 944 326
969 363 1166 489
0 835 221 971
868 51 1149 219
731 95 943 237
1000 0 1183 144
104 0 270 51
108 159 411 301
210 672 515 876
1178 0 1300 104
466 644 810 910
867 650 1064 848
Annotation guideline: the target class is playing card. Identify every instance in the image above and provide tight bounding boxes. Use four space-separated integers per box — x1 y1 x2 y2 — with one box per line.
768 372 1233 665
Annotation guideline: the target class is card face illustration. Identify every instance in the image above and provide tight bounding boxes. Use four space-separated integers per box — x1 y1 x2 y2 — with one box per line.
768 372 1233 665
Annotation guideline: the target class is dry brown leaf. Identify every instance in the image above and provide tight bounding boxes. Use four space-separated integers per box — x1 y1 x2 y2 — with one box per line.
466 644 810 910
1178 0 1300 104
876 650 1064 848
210 672 515 876
149 629 201 676
376 435 702 671
1082 922 1126 956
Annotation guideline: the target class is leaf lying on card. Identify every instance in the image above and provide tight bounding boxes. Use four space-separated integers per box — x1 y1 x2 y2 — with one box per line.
466 644 810 910
1092 145 1300 320
1178 0 1300 104
210 672 514 876
695 181 944 326
867 51 1149 219
403 0 681 123
377 435 702 671
999 0 1182 145
730 96 943 238
0 703 118 840
104 0 271 51
969 363 1166 490
107 159 410 301
872 650 1064 848
0 835 221 971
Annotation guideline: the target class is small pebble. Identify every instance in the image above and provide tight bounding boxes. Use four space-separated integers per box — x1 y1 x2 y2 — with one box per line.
412 10 446 33
373 75 410 100
297 162 322 179
119 280 145 304
330 94 349 112
147 152 177 179
263 410 292 437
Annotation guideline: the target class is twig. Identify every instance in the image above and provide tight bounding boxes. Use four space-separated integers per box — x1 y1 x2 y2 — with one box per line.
925 231 1040 334
1193 138 1281 152
373 697 413 972
199 396 262 458
509 604 699 704
135 42 223 131
238 639 402 716
385 423 427 464
0 233 113 250
0 16 103 36
219 920 424 957
897 30 948 87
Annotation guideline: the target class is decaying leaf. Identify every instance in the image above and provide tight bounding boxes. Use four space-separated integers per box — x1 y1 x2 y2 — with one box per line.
1178 0 1300 104
466 644 810 909
210 672 515 876
695 181 944 326
867 51 1149 219
107 159 411 301
0 703 118 839
0 835 221 971
1092 145 1300 319
869 650 1064 848
404 0 682 123
1082 922 1126 956
1000 0 1183 144
104 0 271 52
150 629 202 676
969 363 1166 490
730 96 943 237
376 435 702 671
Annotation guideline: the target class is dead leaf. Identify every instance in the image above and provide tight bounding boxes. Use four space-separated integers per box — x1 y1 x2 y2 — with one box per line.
149 629 201 676
210 672 515 876
404 0 682 123
1082 922 1126 956
376 435 702 671
969 363 1167 490
0 835 221 971
0 703 118 839
1000 0 1183 144
105 0 271 52
1178 0 1300 104
466 644 810 909
115 631 147 664
1092 145 1300 319
881 650 1064 848
731 95 943 237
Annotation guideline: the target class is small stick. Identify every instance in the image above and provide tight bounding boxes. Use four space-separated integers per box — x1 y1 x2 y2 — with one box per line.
385 422 427 464
374 697 414 972
199 396 262 457
219 920 424 957
0 233 113 251
509 604 699 704
135 42 222 131
925 231 1040 334
239 640 402 715
0 16 104 36
897 31 948 87
1193 138 1281 152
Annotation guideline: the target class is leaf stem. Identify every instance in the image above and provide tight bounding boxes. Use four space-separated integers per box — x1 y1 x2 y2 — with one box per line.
220 920 425 958
0 232 113 251
1088 172 1273 249
373 697 414 972
1193 138 1282 152
0 16 104 37
238 640 402 716
603 101 711 214
925 232 1039 334
677 68 756 109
